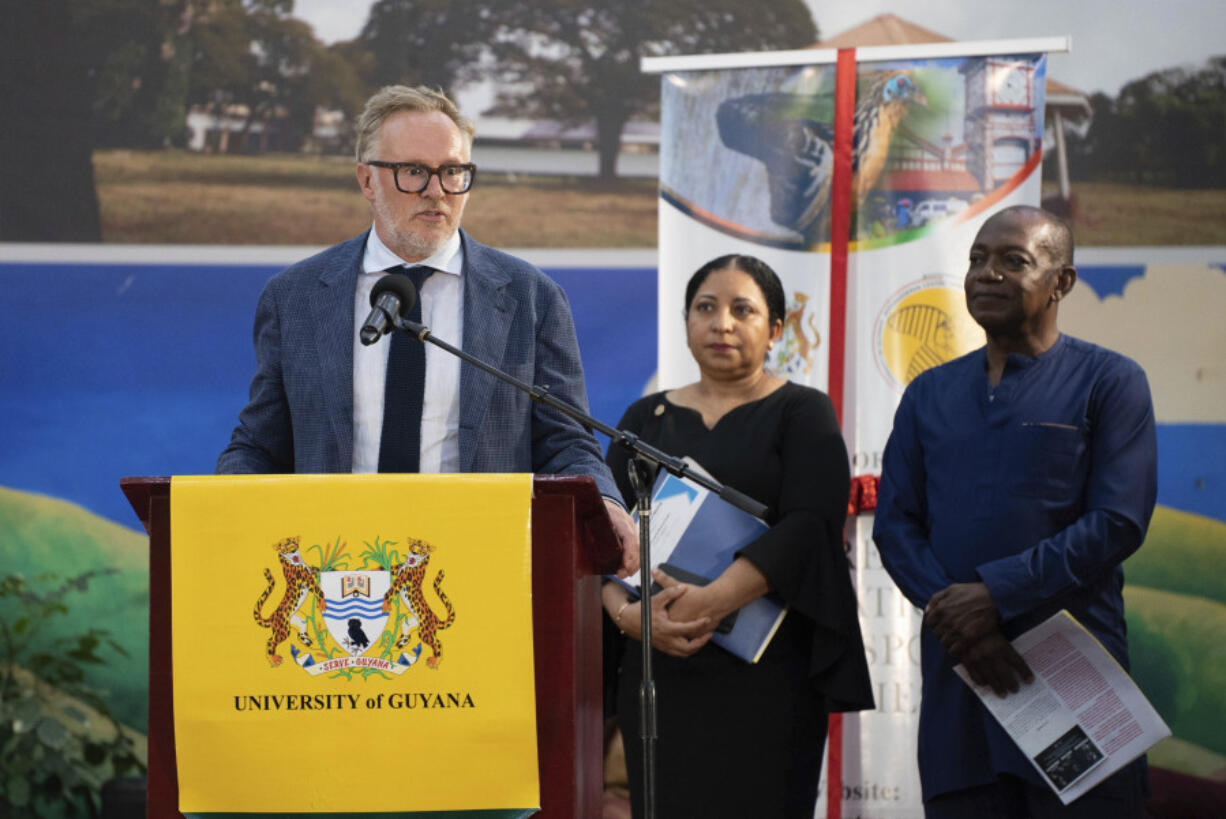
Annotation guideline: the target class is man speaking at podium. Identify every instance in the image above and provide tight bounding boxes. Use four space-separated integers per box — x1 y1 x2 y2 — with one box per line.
217 84 638 574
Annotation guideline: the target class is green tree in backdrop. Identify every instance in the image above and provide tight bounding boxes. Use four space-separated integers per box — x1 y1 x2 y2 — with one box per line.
187 0 367 153
481 0 819 179
2 0 818 239
1065 56 1226 188
0 0 366 241
359 0 495 101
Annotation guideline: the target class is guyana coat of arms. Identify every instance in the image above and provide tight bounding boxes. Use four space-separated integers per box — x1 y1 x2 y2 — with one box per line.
252 534 455 678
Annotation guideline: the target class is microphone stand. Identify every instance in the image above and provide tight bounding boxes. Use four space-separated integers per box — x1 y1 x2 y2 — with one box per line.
387 314 769 819
387 316 770 520
625 456 660 819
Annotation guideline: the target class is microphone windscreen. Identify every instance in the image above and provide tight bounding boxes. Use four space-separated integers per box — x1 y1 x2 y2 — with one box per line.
370 273 418 317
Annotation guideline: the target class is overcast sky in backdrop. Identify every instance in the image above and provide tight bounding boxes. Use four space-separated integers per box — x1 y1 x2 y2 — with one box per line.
294 0 1226 100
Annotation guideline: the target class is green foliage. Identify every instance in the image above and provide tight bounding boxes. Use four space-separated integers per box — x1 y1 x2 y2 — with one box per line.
74 0 197 149
360 535 404 571
898 67 959 137
0 487 149 732
360 0 494 98
0 572 145 817
1122 601 1181 720
1064 55 1226 189
1124 505 1226 606
186 0 368 153
23 0 370 154
1147 735 1226 780
480 0 820 178
309 536 351 572
1123 508 1226 760
1125 585 1226 756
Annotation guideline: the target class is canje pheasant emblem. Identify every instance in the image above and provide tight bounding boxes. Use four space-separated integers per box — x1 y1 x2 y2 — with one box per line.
717 70 927 241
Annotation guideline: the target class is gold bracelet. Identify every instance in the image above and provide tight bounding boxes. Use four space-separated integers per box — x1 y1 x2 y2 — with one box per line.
613 599 632 632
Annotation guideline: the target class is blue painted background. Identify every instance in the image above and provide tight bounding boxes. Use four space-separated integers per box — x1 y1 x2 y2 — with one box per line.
0 260 1220 529
0 262 656 529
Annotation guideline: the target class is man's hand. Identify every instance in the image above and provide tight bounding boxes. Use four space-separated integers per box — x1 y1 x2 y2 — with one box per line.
957 629 1034 697
925 582 1000 657
603 498 640 578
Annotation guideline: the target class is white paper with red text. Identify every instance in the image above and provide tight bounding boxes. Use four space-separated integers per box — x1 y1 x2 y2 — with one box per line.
955 610 1170 804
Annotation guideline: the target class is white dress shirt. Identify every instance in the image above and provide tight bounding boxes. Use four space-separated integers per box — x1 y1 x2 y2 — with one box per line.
352 227 463 473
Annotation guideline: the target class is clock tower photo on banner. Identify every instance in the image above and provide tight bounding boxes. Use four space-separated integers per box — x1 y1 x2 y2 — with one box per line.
993 59 1034 108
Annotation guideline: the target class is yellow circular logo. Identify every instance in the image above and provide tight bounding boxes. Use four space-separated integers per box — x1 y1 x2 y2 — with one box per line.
873 276 982 392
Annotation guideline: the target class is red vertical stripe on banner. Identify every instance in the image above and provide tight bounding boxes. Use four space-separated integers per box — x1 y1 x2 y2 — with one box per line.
827 710 845 818
825 46 857 819
828 47 855 426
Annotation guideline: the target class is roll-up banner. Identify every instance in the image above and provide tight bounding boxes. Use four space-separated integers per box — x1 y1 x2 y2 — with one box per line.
645 37 1067 818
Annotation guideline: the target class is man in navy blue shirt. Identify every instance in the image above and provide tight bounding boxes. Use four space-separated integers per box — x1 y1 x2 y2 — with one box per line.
874 206 1157 817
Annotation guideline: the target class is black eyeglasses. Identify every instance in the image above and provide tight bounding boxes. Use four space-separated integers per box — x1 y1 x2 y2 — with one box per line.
365 161 477 194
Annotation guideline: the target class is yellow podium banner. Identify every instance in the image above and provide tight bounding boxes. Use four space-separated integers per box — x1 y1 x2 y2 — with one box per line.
169 474 538 814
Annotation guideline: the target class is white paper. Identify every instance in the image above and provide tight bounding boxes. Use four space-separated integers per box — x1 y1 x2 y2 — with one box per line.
955 610 1170 804
623 457 714 582
642 472 707 571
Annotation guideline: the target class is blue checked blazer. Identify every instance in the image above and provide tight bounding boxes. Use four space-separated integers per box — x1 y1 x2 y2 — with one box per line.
216 230 619 498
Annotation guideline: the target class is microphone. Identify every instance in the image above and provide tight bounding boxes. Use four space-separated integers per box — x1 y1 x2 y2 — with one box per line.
360 274 418 345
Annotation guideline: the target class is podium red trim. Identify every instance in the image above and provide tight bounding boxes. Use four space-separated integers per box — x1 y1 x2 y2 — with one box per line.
122 474 621 818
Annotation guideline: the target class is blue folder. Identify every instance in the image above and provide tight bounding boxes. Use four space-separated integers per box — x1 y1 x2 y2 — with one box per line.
617 471 787 663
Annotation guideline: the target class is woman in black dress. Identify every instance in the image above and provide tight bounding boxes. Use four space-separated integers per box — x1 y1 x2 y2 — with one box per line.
603 254 873 819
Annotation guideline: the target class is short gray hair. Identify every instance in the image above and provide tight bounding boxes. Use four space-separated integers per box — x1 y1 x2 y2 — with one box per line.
354 85 475 162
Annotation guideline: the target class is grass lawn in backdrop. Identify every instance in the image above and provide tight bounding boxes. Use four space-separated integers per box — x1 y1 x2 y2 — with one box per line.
91 152 1226 248
1044 181 1226 246
94 149 658 247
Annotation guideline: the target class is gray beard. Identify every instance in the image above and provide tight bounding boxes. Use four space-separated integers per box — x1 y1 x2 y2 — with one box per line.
373 200 459 262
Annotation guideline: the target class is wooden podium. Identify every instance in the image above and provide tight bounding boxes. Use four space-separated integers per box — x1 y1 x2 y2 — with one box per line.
121 475 622 818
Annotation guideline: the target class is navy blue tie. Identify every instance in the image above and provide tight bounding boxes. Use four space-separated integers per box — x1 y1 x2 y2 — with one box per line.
377 265 434 473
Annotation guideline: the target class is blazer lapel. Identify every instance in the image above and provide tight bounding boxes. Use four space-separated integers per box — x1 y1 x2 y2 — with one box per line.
459 232 516 471
310 234 366 471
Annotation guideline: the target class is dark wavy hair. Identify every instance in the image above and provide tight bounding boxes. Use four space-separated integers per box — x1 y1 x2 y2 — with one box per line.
683 254 786 327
